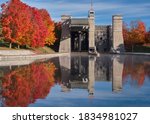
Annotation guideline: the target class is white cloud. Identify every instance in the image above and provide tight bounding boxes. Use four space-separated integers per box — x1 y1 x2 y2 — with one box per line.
6 0 148 25
22 1 150 18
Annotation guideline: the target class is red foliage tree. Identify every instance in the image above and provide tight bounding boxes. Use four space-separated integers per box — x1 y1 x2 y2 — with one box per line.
1 0 32 47
123 21 146 47
39 9 56 46
145 28 150 44
130 21 146 45
123 22 132 49
30 8 47 47
1 0 56 48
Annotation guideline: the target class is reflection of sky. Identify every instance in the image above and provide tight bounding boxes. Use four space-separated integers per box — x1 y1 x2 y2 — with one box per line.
29 78 150 107
0 54 149 107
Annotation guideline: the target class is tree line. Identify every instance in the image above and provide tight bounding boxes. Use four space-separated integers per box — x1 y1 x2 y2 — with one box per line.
0 0 59 48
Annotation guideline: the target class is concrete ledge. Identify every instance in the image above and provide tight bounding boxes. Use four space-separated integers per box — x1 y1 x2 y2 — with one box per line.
0 50 35 56
0 52 70 61
113 52 150 56
124 52 150 56
0 59 35 66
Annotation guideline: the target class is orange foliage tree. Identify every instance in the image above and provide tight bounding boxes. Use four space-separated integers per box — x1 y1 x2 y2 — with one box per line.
130 21 146 45
0 17 2 39
50 22 62 52
39 9 56 46
123 20 146 49
2 62 56 107
123 23 131 45
145 28 150 44
1 0 56 48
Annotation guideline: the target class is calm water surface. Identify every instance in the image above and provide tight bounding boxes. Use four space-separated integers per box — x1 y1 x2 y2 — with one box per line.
0 54 150 107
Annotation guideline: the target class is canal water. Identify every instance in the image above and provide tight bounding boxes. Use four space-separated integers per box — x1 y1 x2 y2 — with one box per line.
0 54 150 107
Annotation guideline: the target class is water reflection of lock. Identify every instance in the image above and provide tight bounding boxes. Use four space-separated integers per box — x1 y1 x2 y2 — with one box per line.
88 56 95 96
112 57 123 92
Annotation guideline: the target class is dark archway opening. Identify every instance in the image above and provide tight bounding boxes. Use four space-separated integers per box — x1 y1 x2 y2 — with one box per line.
71 31 89 52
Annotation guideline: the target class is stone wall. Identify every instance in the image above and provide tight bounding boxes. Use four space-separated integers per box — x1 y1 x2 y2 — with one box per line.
59 14 125 53
95 25 112 52
59 15 71 53
0 50 35 55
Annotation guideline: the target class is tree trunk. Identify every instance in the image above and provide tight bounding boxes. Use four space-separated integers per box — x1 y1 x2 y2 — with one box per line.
9 43 12 48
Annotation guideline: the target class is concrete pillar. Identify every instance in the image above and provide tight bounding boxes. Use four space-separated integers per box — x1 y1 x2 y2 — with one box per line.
112 57 123 92
61 15 71 22
59 15 71 53
112 15 125 53
88 10 95 50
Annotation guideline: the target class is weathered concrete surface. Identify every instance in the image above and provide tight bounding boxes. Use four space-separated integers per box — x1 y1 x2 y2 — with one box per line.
0 50 35 56
0 52 70 62
0 59 35 66
88 9 95 49
59 15 71 53
112 15 125 53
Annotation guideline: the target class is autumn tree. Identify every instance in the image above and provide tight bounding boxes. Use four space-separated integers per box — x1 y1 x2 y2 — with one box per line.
145 28 150 44
50 22 62 52
130 21 146 45
123 20 147 51
123 23 131 46
0 15 3 40
1 0 56 48
39 9 56 46
30 8 48 47
1 0 31 48
123 21 146 45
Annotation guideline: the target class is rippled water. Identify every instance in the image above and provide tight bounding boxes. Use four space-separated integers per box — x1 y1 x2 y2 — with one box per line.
0 54 150 107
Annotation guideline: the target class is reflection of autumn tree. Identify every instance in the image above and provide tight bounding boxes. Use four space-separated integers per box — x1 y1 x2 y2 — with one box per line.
2 62 56 107
122 58 150 87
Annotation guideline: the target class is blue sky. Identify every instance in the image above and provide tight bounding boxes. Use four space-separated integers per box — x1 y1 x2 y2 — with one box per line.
1 0 150 27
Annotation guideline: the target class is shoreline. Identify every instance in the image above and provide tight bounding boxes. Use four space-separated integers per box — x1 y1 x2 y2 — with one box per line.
0 50 150 61
109 52 150 56
0 52 70 61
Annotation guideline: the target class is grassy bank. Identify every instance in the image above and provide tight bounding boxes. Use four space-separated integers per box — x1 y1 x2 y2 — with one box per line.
0 42 56 54
31 47 56 54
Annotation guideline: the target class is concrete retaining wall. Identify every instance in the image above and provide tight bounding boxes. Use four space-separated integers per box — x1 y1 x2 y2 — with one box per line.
0 52 70 66
0 50 35 56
